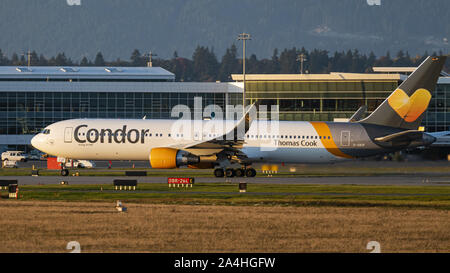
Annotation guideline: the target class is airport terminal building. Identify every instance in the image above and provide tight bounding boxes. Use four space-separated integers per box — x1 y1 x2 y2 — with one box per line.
0 65 449 152
0 66 242 151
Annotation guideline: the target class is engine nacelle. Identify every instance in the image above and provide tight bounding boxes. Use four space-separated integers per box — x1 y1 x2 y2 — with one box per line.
149 148 199 169
187 155 217 169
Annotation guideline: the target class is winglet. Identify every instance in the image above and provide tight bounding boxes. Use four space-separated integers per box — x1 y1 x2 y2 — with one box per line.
225 102 258 141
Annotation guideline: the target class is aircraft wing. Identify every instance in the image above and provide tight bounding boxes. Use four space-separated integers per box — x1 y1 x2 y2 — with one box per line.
181 103 256 151
349 105 367 122
164 103 256 161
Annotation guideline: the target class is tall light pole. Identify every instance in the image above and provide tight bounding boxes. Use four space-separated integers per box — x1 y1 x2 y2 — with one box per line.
237 33 251 109
297 53 307 74
146 51 157 67
27 50 31 67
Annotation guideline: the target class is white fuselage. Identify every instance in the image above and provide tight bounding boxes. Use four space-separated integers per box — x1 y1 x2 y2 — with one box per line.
31 119 349 164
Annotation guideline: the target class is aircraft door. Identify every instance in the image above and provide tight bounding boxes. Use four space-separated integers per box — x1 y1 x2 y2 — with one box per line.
340 131 350 147
64 127 73 143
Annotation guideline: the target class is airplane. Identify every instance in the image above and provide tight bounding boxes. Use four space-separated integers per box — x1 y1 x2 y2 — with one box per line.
31 56 447 177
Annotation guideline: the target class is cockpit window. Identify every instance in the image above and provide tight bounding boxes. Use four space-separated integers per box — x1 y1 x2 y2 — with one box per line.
42 129 51 135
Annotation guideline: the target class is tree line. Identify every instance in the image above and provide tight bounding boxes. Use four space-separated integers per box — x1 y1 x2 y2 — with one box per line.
0 46 447 82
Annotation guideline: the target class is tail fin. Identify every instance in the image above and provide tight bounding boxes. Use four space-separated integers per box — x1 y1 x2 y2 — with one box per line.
359 56 447 130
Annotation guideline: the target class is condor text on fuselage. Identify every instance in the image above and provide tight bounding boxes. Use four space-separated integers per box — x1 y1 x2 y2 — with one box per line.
74 125 149 144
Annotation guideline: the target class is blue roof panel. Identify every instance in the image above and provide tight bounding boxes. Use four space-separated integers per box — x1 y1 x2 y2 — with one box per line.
0 66 174 80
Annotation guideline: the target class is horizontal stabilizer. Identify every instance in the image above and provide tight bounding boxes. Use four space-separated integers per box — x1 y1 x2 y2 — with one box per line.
375 130 424 142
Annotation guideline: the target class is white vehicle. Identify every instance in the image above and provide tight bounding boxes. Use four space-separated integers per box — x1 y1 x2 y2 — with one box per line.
65 159 96 168
30 57 446 177
2 160 18 168
1 151 27 162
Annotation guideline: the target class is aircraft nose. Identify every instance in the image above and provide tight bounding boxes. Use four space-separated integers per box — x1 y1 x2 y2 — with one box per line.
31 135 41 150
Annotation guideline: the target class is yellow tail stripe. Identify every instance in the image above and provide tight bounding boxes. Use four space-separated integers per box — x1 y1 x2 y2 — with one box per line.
310 122 353 159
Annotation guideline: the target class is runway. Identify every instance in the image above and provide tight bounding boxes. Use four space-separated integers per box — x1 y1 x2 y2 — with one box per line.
4 174 450 186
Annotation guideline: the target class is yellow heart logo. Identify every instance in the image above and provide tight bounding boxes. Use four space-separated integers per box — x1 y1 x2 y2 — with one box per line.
387 88 431 122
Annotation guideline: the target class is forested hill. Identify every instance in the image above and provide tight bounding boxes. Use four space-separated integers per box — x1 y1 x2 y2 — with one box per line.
0 0 448 61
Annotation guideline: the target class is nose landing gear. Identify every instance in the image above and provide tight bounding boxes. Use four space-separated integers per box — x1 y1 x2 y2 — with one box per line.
61 168 69 176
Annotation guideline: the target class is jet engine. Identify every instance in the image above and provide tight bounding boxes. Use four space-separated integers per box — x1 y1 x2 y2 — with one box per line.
149 148 199 169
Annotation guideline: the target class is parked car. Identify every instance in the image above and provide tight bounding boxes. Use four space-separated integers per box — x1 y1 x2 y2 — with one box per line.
1 151 27 162
28 150 45 160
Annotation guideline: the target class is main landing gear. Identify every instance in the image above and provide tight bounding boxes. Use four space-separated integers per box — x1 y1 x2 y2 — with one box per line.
214 167 256 178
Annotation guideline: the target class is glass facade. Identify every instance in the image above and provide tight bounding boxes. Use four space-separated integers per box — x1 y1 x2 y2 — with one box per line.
0 91 243 135
245 80 449 132
246 80 397 122
423 83 450 132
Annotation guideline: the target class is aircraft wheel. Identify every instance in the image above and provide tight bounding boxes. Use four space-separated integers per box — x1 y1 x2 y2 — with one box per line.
235 168 245 177
245 168 256 177
214 168 224 178
61 169 69 176
225 168 236 177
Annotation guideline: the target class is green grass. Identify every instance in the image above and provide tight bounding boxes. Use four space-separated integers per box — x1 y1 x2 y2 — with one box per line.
5 183 450 210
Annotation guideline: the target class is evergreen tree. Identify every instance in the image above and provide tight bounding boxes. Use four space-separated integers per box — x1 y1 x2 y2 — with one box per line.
365 51 377 72
374 51 393 67
80 56 90 66
38 54 48 66
279 47 298 73
19 54 26 65
53 52 70 66
94 52 105 66
247 54 259 74
218 45 239 81
29 51 39 66
192 46 219 81
393 50 411 66
130 49 143 66
269 48 280 73
0 49 7 65
309 49 328 73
